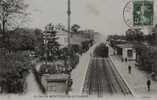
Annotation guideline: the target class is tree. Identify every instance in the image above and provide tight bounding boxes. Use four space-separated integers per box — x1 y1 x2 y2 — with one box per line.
44 23 60 61
0 49 31 93
55 23 66 31
59 47 79 71
34 28 43 56
125 28 144 42
134 43 157 73
7 28 37 51
149 24 157 45
71 24 80 33
0 0 28 42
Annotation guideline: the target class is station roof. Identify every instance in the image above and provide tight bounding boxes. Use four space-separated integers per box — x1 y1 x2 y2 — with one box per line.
116 43 134 48
42 74 69 81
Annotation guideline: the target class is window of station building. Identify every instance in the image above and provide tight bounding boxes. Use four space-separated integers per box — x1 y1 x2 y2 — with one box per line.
64 37 68 43
47 82 57 92
127 49 133 57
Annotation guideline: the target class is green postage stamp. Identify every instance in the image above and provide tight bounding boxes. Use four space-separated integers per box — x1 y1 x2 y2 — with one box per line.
133 0 153 26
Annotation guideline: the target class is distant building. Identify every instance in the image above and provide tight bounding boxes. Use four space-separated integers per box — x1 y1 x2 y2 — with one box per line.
56 31 68 48
116 43 136 61
70 32 93 46
41 74 69 94
42 30 68 51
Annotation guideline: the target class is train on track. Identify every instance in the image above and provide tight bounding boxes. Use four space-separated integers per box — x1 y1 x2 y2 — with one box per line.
94 43 109 58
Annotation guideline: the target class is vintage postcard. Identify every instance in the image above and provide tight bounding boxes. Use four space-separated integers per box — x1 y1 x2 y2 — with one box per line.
0 0 157 100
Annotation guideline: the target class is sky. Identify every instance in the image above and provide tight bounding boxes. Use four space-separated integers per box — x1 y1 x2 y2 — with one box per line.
25 0 157 36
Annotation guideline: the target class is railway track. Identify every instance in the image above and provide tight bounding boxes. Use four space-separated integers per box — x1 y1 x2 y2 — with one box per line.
82 57 133 96
82 57 112 96
104 58 133 96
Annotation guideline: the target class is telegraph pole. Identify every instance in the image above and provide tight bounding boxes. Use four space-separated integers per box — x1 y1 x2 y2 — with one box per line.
67 0 71 46
67 0 71 73
65 1 72 95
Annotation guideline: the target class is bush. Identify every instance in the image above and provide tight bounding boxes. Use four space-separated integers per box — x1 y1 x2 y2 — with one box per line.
0 49 31 93
135 45 157 73
39 64 57 74
70 44 81 54
81 40 91 53
83 41 89 52
69 54 79 69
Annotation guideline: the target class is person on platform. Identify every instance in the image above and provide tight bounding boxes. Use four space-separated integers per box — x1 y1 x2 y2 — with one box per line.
65 76 73 95
128 65 131 74
146 79 151 92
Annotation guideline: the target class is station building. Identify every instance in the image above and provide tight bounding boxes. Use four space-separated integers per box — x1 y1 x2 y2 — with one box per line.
115 43 136 61
41 74 69 94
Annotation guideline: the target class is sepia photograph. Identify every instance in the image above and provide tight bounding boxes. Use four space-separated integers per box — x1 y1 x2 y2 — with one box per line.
0 0 157 100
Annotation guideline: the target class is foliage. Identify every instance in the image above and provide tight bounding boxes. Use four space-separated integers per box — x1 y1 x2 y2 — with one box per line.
55 23 66 31
0 28 43 52
59 47 75 61
146 24 157 45
0 0 28 37
61 46 80 69
71 24 80 33
70 44 81 54
39 64 56 74
124 25 157 46
125 28 144 42
69 53 79 69
55 46 80 73
0 49 31 93
43 23 60 61
39 48 79 75
135 44 157 73
6 28 35 51
81 40 94 53
71 24 95 42
34 28 43 47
